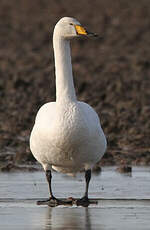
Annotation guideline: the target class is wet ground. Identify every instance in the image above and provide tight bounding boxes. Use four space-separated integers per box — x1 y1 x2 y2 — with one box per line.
0 167 150 229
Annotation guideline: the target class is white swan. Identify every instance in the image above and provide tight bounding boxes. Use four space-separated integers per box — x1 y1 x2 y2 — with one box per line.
30 17 107 206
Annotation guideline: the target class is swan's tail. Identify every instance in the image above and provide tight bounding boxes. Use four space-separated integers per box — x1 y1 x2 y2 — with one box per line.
52 165 76 176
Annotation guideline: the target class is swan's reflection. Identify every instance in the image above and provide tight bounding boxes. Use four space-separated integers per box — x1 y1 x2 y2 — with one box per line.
44 207 92 230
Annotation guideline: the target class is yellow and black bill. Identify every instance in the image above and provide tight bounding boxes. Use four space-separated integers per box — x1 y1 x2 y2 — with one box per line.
75 25 98 37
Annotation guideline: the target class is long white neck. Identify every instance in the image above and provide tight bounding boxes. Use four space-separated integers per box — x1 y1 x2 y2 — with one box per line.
53 34 76 103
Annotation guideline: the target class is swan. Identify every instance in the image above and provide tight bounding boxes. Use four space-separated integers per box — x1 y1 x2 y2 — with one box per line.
30 17 107 206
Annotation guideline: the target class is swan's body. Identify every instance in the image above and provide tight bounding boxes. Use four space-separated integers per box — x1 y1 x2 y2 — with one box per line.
30 17 107 205
30 100 106 173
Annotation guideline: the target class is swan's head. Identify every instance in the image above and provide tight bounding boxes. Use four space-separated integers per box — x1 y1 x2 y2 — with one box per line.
54 17 97 39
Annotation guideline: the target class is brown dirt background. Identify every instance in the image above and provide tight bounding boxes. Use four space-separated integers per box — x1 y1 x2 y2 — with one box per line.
0 0 150 167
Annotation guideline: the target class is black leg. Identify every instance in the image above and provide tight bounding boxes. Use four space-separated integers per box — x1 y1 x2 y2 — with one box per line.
76 169 91 206
84 169 91 198
46 170 55 199
37 170 73 207
37 170 59 206
37 169 93 207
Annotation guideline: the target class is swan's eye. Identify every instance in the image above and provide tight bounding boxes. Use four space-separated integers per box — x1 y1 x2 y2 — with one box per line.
69 23 74 26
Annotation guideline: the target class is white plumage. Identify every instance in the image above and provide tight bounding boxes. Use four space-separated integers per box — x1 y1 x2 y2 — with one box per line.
30 17 106 205
30 17 106 175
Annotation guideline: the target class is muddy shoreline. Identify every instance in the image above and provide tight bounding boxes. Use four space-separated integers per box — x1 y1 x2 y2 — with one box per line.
0 0 150 168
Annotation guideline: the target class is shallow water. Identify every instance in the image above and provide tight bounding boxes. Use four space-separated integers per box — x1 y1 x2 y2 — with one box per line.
0 167 150 229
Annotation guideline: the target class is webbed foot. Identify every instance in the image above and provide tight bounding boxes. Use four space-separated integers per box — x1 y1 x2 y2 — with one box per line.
76 196 90 207
37 196 74 207
37 196 60 207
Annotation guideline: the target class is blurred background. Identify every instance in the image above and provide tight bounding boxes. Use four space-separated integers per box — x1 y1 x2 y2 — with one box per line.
0 0 150 168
